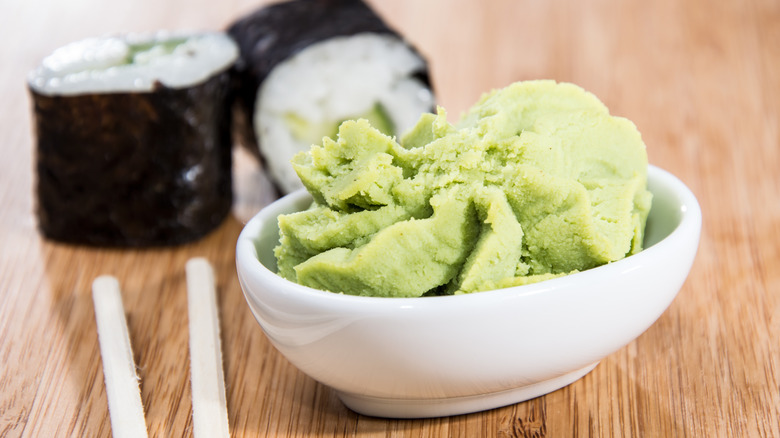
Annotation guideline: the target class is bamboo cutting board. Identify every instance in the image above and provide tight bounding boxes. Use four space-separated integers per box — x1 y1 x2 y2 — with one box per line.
1 0 779 436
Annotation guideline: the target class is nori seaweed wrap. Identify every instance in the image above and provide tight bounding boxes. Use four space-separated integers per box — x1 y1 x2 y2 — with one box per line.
228 0 435 194
29 32 239 247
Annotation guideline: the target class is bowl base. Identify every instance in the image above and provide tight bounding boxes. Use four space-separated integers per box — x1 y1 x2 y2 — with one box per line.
336 361 599 418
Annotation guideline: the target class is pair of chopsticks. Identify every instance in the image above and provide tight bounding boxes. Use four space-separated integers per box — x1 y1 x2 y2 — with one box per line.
91 258 230 438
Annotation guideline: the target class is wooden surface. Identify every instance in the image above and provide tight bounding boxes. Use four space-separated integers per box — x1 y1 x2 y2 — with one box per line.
1 0 778 436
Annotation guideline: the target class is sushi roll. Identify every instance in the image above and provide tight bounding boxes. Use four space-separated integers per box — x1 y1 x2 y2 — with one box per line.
228 0 435 194
29 32 238 247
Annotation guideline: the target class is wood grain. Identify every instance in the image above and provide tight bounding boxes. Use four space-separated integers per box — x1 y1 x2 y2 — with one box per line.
1 0 779 436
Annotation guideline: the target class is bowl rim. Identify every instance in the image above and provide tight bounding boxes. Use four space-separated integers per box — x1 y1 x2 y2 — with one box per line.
236 164 702 308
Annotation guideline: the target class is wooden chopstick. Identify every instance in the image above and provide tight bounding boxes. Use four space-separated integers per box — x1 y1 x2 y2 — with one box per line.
185 257 231 438
92 276 149 438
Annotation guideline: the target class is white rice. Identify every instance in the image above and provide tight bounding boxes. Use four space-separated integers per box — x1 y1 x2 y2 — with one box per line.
255 33 435 194
28 31 238 96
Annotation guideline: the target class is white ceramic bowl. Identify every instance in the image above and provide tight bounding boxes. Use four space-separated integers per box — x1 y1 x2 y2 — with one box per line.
236 165 701 418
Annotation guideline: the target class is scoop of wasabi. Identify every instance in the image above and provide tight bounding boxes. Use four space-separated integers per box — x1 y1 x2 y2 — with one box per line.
274 80 652 297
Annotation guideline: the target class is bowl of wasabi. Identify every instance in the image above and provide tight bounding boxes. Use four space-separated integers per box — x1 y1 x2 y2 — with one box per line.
236 164 701 418
237 80 701 417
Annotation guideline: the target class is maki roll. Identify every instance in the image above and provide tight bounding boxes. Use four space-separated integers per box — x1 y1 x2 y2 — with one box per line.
229 0 435 194
29 32 238 247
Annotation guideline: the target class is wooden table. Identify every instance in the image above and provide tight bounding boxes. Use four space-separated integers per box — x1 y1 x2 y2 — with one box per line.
2 0 778 436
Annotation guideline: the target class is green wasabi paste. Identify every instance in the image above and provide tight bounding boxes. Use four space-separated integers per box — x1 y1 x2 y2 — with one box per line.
274 80 652 297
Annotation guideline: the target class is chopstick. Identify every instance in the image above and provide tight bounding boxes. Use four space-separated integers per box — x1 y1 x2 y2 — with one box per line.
91 276 149 438
186 257 231 438
92 258 230 437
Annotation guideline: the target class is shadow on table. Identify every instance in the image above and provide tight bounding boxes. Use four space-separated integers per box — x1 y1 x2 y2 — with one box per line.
228 354 690 436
